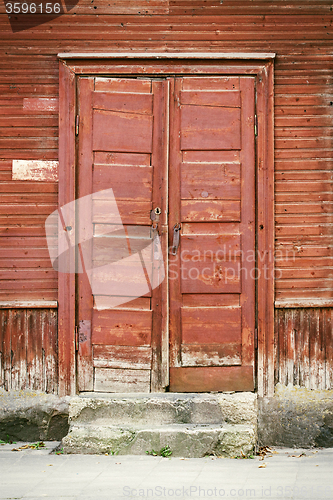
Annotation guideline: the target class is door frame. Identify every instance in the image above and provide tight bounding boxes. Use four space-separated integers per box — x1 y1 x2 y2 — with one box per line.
57 52 275 397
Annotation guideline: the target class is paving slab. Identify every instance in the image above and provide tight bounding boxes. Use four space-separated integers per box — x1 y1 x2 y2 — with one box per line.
0 443 332 499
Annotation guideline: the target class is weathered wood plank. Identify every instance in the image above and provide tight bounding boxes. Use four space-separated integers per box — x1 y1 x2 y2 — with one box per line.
93 345 152 369
94 368 151 392
42 309 58 393
93 91 153 115
181 307 241 344
181 200 240 222
183 150 239 163
12 160 58 181
180 105 241 150
180 90 241 107
181 162 240 200
92 309 152 346
23 97 58 112
182 77 240 91
95 78 151 93
26 309 43 390
10 309 26 391
181 343 241 366
182 293 239 307
93 296 150 311
93 109 153 153
275 307 333 391
181 233 241 258
93 164 152 201
180 260 241 294
92 199 151 225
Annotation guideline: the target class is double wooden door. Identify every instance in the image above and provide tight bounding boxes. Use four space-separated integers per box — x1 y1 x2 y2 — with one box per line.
76 75 256 393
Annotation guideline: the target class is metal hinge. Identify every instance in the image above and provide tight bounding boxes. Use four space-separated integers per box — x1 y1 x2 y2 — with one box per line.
254 114 258 137
254 328 258 349
75 325 78 351
75 320 91 350
75 115 79 136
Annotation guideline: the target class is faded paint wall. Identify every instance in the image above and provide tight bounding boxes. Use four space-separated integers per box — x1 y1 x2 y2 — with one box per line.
0 1 333 393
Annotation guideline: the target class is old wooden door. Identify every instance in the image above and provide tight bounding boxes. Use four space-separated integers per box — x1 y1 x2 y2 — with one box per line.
168 77 255 392
76 75 255 393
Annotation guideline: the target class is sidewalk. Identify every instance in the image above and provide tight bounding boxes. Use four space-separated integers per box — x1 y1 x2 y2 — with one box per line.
0 442 332 499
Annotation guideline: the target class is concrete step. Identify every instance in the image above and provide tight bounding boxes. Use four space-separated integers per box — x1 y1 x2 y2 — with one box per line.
62 422 256 457
68 392 257 426
62 392 257 458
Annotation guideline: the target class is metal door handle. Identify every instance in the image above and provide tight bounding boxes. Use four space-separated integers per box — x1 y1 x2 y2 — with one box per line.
171 223 181 255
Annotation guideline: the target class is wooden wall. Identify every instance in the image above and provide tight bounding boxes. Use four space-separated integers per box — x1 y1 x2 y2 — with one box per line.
275 308 333 390
0 308 57 392
0 0 332 392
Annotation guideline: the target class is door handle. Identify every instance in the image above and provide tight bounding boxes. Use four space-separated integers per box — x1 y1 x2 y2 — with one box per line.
171 223 181 255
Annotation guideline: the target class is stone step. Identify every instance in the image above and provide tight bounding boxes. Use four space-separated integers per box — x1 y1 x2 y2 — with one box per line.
62 392 257 457
62 422 256 458
68 392 257 426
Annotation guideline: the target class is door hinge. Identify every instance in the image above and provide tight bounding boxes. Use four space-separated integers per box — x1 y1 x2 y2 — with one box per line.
75 115 79 136
75 325 78 351
254 328 258 350
254 114 258 137
75 320 91 350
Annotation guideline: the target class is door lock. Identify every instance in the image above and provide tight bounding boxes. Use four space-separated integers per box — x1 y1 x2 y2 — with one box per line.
150 207 162 233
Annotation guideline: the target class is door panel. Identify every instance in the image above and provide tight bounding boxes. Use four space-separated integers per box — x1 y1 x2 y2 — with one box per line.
93 110 153 152
168 366 254 393
181 162 241 200
77 77 168 392
169 76 255 392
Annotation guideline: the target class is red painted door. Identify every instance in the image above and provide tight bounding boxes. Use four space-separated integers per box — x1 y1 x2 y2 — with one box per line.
76 77 168 392
76 75 255 393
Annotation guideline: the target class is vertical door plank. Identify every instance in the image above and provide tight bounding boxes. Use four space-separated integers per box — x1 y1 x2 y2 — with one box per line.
239 77 256 367
43 309 58 393
77 77 95 392
58 62 76 396
150 80 169 391
10 309 27 391
26 309 43 390
256 62 275 397
168 77 183 369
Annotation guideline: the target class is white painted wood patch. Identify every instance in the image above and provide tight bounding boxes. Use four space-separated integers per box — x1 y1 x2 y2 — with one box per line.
0 300 58 309
23 97 59 112
93 345 152 370
12 160 59 181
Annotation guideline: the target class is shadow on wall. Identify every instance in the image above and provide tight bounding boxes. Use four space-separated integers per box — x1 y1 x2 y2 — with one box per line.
6 0 80 33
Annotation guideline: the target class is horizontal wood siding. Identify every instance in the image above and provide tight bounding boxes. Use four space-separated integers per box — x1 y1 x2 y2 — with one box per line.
0 308 58 392
275 308 333 390
0 57 58 299
0 4 332 303
0 1 332 391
